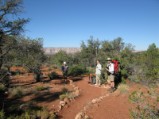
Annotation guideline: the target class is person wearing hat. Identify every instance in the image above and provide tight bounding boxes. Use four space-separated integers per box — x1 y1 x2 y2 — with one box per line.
61 61 68 79
106 58 116 92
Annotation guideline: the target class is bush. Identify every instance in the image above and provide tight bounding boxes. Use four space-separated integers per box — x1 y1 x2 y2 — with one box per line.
33 69 43 82
7 108 57 119
61 87 69 94
87 67 95 74
68 65 87 76
121 69 128 79
35 86 49 91
0 69 10 87
0 110 5 119
0 83 6 94
59 93 68 100
129 89 159 119
48 72 59 80
117 84 129 93
15 69 21 75
100 70 107 84
9 86 24 98
37 108 50 119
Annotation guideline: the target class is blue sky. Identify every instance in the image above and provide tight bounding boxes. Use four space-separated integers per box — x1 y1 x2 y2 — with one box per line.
21 0 159 50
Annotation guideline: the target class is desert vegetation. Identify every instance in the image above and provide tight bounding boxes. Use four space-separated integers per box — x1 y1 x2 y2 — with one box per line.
0 0 159 119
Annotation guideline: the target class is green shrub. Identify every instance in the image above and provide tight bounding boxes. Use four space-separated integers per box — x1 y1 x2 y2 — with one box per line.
121 69 128 79
37 108 50 119
35 86 48 91
117 84 129 93
61 87 69 94
87 67 95 74
33 69 42 82
15 69 21 75
121 77 126 84
59 93 68 100
9 86 24 98
0 69 10 87
0 110 5 119
50 112 58 119
129 89 159 119
68 65 87 76
48 72 59 80
7 106 57 119
0 83 6 93
59 87 69 100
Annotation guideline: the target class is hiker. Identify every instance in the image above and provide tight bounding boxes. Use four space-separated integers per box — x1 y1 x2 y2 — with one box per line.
112 59 121 88
106 58 116 92
95 60 102 86
61 61 68 79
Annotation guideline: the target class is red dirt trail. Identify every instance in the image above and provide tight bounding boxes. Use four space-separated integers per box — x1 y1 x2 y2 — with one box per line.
58 77 132 119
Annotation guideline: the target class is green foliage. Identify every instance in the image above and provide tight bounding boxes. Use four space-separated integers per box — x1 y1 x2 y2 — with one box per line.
14 69 21 75
9 86 24 98
0 69 10 87
68 65 87 76
48 51 71 67
121 69 128 79
48 72 59 80
129 89 159 119
144 43 159 82
121 77 126 84
0 83 6 94
59 87 69 100
86 67 95 74
11 37 46 82
0 110 5 119
61 87 69 94
21 38 45 66
59 93 68 100
33 69 42 82
35 86 48 91
80 36 101 67
118 84 129 93
127 43 159 85
100 70 107 84
6 108 57 119
129 91 143 103
2 100 57 119
37 108 50 119
0 0 29 72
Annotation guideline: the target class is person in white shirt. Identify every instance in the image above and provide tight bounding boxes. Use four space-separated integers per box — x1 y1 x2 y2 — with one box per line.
95 60 102 86
106 58 115 92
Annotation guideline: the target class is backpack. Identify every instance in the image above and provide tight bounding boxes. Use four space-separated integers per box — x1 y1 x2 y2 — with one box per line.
112 60 119 74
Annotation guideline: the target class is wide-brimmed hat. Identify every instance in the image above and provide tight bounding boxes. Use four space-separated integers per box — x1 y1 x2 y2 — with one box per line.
107 58 112 61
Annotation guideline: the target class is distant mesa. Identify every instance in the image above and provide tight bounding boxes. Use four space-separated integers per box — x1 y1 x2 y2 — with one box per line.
43 47 81 55
43 47 144 55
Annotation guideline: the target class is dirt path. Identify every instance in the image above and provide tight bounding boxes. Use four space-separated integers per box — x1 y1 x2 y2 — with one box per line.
58 77 108 119
58 77 132 119
86 93 131 119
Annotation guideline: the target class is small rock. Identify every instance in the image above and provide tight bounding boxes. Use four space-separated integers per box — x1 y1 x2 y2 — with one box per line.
64 97 70 104
59 101 65 107
92 99 97 104
75 111 85 119
84 115 90 119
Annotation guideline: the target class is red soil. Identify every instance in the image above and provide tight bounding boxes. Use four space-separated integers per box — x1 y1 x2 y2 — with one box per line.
59 77 132 119
8 67 155 119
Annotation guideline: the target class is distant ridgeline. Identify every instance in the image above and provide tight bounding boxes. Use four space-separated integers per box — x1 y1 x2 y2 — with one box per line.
43 47 81 55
